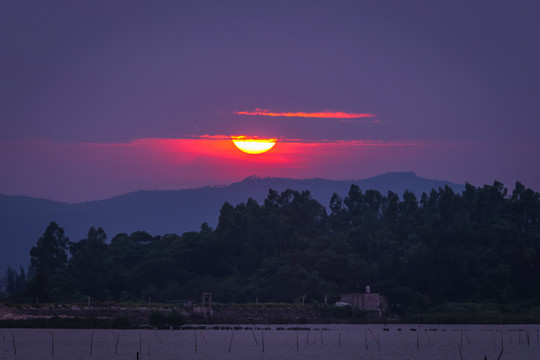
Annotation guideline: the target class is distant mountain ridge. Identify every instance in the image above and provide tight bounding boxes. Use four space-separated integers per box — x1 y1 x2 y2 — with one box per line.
0 172 464 270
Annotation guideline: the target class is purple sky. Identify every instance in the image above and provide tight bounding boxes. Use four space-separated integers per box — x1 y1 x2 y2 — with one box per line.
1 0 539 203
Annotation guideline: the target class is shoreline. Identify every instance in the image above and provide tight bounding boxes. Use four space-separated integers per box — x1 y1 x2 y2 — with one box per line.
2 302 540 329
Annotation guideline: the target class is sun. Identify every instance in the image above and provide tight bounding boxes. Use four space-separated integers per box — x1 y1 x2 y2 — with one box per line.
232 136 276 154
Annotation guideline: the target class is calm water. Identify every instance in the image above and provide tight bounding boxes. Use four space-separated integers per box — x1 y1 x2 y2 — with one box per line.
0 324 538 359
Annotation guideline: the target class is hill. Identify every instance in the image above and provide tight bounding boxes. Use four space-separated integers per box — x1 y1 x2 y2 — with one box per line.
0 172 464 270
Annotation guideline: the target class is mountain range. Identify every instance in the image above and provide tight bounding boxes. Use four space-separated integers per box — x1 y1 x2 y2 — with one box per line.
0 172 465 271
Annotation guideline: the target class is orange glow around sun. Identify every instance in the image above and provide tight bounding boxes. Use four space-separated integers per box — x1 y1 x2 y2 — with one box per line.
232 136 277 154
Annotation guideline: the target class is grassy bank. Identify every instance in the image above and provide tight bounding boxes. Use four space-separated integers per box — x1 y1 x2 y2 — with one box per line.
2 301 540 328
403 302 540 324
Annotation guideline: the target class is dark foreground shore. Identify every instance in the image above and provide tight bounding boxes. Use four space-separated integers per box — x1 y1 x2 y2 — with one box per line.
0 303 363 328
1 302 540 329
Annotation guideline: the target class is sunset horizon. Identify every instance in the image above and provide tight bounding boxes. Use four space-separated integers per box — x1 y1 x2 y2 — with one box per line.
1 1 540 345
2 1 538 204
2 134 535 203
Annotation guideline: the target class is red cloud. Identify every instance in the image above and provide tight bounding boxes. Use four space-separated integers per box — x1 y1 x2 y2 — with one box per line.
234 109 375 119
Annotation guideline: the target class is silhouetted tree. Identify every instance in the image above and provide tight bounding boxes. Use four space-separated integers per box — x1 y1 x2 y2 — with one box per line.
14 181 540 311
66 227 108 300
27 222 69 302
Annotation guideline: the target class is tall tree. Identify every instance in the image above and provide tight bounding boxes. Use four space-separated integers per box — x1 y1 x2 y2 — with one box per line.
67 227 108 300
27 222 69 302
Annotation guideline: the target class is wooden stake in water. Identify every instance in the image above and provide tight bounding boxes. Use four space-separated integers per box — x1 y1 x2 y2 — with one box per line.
338 331 341 347
306 329 309 345
115 333 120 355
154 329 161 344
368 329 379 351
11 333 16 356
497 347 504 360
364 329 368 350
228 330 234 352
251 330 258 345
320 330 324 345
200 330 208 344
1 328 5 343
261 330 265 353
90 331 93 355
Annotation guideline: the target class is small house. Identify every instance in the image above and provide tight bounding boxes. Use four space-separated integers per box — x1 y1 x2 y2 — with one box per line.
340 286 388 316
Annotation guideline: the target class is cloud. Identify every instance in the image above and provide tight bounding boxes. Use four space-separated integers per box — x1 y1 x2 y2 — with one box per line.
181 135 421 146
234 109 376 119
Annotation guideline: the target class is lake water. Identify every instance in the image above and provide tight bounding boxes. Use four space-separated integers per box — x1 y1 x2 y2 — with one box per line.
0 324 538 359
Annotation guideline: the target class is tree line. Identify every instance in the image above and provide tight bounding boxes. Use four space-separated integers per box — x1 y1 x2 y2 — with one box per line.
2 181 539 314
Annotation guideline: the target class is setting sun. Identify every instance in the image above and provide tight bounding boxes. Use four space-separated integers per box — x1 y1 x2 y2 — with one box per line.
232 136 276 154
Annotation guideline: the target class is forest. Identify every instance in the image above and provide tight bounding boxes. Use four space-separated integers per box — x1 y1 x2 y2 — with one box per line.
2 181 540 316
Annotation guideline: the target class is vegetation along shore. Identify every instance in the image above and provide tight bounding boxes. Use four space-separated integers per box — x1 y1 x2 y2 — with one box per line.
1 180 539 326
